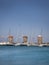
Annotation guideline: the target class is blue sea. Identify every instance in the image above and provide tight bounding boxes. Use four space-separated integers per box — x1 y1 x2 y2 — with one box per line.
0 46 49 65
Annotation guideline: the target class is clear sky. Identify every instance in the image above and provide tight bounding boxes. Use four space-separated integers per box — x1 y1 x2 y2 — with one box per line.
0 0 49 42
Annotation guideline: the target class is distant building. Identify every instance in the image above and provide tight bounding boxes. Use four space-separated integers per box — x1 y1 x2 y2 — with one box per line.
37 35 43 45
23 36 28 43
8 36 13 43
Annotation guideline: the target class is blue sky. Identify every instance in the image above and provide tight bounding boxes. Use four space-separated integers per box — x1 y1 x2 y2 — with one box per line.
0 0 49 42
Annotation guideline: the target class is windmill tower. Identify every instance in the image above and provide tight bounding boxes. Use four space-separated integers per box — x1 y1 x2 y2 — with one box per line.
8 29 13 43
37 29 43 45
23 36 28 44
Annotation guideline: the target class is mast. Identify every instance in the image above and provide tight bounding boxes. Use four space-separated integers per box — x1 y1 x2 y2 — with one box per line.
8 28 11 36
40 28 43 36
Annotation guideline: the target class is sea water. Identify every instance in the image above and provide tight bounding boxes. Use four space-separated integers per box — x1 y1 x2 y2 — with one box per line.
0 46 49 65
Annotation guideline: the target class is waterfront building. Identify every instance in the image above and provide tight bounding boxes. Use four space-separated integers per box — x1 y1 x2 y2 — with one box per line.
8 36 13 43
37 35 43 45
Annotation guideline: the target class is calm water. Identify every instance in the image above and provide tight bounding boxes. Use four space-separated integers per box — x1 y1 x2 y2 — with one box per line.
0 46 49 65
